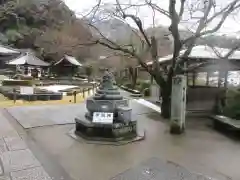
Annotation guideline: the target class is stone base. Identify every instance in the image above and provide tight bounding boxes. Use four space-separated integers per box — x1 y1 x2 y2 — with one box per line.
170 123 185 135
71 115 145 145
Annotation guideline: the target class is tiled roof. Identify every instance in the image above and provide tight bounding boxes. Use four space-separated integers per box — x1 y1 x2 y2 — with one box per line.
0 45 20 54
146 45 240 66
54 55 82 66
7 53 50 66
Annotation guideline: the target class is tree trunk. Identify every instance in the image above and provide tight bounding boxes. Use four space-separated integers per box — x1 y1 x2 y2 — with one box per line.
132 69 137 88
128 67 137 89
160 85 171 119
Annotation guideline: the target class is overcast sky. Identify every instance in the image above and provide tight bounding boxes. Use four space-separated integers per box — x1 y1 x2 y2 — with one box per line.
64 0 240 37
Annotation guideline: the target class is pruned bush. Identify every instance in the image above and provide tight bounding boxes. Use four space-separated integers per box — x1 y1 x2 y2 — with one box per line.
121 79 151 96
143 88 151 97
2 80 34 86
134 80 151 92
222 88 240 120
12 74 34 80
124 83 132 89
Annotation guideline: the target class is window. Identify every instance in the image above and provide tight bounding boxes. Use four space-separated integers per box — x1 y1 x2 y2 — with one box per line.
208 71 218 87
195 72 207 86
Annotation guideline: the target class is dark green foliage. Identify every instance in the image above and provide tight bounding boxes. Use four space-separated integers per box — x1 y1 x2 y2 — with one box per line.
0 0 71 45
222 88 240 120
2 79 34 86
143 88 150 96
137 80 151 92
0 0 92 62
85 66 93 78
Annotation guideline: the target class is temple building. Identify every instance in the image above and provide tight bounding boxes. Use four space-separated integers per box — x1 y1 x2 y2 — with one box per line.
53 55 82 76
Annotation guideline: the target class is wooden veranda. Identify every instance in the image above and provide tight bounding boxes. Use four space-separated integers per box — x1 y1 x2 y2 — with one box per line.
116 45 240 112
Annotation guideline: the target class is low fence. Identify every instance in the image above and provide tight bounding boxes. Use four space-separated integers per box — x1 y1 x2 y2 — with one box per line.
0 84 98 107
37 79 97 87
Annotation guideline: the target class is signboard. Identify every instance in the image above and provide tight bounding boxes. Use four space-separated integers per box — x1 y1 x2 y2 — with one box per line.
93 112 113 124
20 86 34 95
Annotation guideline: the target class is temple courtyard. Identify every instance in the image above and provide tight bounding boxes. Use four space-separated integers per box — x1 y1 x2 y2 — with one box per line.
0 90 239 180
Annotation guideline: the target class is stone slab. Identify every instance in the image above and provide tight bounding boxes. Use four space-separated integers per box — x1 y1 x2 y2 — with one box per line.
0 139 7 155
0 157 3 175
4 136 27 151
5 100 155 129
0 113 18 138
1 149 41 173
69 128 145 146
0 176 10 180
110 157 212 180
10 167 52 180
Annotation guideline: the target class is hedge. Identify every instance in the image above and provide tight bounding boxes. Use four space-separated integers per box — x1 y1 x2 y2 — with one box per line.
222 88 240 120
2 80 34 86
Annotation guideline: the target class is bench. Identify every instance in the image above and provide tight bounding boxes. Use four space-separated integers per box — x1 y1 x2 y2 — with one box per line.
211 115 240 131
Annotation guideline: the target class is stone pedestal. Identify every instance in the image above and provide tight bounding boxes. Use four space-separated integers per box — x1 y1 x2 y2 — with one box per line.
75 113 137 141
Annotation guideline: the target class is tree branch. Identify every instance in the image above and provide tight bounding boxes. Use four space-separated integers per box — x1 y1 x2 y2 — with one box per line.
115 0 151 47
145 0 170 18
168 0 185 77
183 0 240 45
179 0 186 20
176 0 215 67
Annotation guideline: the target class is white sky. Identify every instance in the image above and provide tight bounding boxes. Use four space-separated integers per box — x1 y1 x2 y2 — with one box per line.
64 0 240 37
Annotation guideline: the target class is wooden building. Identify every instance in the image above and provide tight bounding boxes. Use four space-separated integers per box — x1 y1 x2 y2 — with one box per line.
53 55 82 76
7 52 50 77
118 45 240 111
0 45 21 69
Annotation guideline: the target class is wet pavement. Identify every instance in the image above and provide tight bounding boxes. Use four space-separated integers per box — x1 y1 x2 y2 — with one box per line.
1 91 240 180
23 112 240 180
6 100 155 129
110 157 212 180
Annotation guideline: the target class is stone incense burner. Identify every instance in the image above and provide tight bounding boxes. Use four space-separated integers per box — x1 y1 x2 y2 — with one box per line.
75 70 138 141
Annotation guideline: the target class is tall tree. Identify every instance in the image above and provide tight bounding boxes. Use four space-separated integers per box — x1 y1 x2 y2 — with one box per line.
82 0 240 119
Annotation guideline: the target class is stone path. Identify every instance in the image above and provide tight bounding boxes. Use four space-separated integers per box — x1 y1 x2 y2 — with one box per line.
5 103 86 128
0 111 52 180
5 100 156 129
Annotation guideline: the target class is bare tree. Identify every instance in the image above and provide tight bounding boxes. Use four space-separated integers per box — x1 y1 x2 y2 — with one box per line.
81 0 240 118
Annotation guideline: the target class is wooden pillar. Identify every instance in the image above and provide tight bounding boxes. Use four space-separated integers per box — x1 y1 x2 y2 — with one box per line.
218 71 227 88
206 71 210 86
224 71 228 88
125 68 128 77
218 71 221 88
148 65 152 81
192 72 196 87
